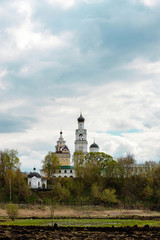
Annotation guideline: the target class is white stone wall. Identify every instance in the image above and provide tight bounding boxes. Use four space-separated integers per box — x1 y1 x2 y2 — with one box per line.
28 177 47 189
28 176 42 189
75 129 88 153
75 140 88 153
54 169 75 178
90 147 99 153
41 179 47 189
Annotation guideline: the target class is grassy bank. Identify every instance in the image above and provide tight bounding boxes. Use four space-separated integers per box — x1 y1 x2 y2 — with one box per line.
1 218 160 227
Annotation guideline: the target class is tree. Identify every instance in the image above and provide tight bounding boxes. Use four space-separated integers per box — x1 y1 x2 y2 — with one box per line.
0 149 20 176
73 152 116 198
14 169 30 202
74 152 115 177
91 183 102 202
73 179 85 201
85 152 114 172
101 188 117 205
6 149 20 170
0 150 20 201
4 168 29 202
142 185 153 200
42 152 60 178
6 203 18 221
51 182 70 202
144 161 157 178
5 169 14 201
117 153 136 177
103 159 121 178
72 151 85 166
0 150 6 178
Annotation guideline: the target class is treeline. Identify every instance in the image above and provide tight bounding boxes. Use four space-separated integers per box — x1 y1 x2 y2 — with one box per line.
0 149 30 202
1 149 160 210
42 152 160 209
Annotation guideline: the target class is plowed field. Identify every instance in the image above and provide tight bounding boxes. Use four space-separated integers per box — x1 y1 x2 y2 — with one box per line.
0 225 160 239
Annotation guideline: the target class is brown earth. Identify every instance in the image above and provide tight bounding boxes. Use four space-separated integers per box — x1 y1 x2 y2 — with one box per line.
0 225 160 239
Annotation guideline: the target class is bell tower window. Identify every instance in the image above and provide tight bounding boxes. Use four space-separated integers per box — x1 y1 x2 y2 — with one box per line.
79 134 83 140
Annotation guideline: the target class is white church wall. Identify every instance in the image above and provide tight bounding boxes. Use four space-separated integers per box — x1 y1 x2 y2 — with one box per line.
28 176 42 189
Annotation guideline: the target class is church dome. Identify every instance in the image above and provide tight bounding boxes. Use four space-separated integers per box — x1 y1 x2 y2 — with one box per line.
78 114 85 122
28 172 41 178
90 142 99 148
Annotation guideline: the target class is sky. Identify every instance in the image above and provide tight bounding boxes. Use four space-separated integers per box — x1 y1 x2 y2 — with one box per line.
0 0 160 171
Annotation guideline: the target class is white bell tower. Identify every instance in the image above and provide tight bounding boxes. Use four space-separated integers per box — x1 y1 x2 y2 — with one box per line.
74 113 88 154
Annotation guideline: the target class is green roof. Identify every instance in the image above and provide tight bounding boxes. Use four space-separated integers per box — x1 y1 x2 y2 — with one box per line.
60 165 74 169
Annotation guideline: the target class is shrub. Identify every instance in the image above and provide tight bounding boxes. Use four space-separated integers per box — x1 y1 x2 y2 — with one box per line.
6 203 18 221
101 188 117 204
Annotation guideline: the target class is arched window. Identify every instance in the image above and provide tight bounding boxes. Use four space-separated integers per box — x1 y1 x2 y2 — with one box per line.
79 134 83 140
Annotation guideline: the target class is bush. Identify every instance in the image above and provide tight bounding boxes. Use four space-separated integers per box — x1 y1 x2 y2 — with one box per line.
101 188 117 204
6 203 18 221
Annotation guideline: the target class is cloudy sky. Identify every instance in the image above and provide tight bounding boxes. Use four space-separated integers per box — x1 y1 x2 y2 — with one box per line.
0 0 160 171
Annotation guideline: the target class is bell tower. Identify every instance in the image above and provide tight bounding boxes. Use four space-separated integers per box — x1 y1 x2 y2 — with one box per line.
74 113 88 154
55 131 70 166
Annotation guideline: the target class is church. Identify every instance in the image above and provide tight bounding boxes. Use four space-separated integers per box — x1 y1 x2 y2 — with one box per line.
53 113 99 178
28 113 99 187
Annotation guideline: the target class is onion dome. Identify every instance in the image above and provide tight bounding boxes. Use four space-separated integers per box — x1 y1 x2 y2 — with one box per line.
28 172 41 178
90 142 99 148
78 113 85 122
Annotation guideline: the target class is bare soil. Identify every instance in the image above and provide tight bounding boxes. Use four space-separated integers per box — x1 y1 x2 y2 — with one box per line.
0 225 160 239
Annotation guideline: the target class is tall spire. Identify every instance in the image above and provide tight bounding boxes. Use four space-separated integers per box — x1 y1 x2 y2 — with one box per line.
75 113 88 154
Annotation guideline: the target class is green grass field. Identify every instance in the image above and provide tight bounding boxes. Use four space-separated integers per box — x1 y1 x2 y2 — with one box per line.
1 218 160 227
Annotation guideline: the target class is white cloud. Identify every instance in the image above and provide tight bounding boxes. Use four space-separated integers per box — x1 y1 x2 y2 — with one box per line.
84 0 104 4
140 0 160 7
7 23 72 51
131 0 160 7
0 99 27 112
0 0 73 64
46 0 105 9
127 58 160 75
46 0 76 9
5 4 73 52
1 78 159 170
11 1 33 18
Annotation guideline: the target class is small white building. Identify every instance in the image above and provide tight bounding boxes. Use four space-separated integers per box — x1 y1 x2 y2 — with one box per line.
28 171 47 189
54 166 75 178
